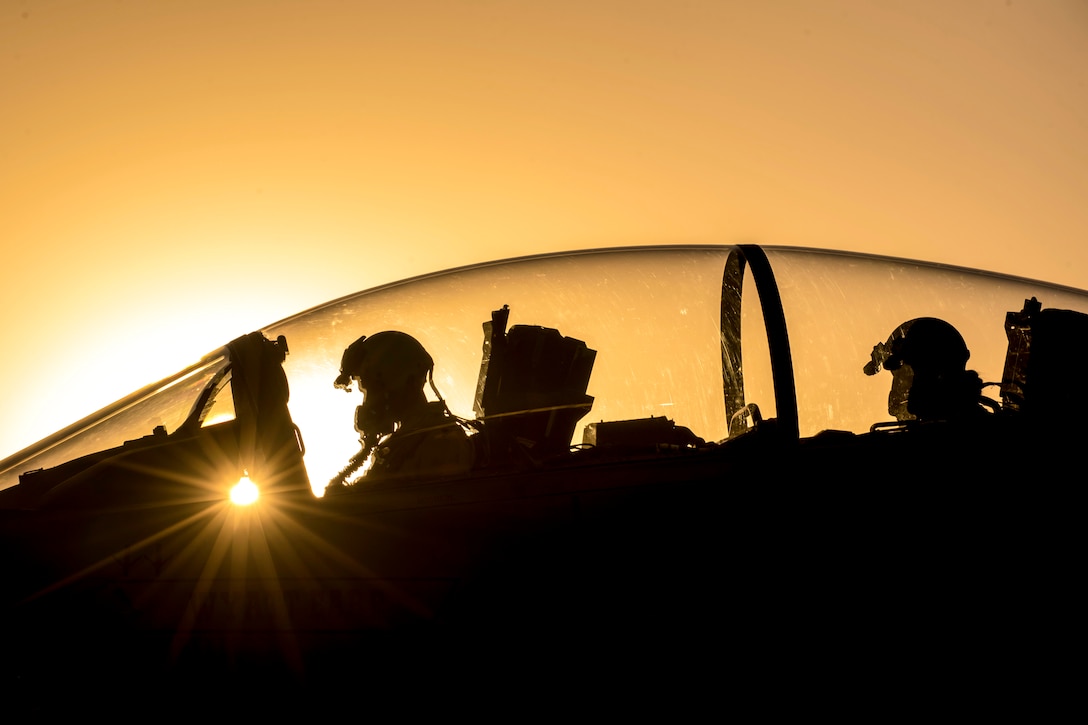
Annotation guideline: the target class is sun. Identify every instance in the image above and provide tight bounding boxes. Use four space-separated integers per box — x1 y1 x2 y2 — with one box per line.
229 473 260 506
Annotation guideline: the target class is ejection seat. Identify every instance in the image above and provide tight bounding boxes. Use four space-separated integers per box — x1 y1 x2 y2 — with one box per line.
1001 296 1088 426
471 305 596 467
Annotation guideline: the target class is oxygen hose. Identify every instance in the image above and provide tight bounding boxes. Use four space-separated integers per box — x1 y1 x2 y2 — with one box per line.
326 438 376 491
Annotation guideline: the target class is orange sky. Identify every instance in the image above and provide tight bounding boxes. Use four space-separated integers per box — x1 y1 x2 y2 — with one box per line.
2 0 1087 459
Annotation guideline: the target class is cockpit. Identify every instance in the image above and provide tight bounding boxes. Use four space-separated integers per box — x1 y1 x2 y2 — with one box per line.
3 244 1088 505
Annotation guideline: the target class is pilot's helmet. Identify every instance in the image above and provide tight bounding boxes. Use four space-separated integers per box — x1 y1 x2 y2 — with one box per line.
864 317 970 377
334 331 434 395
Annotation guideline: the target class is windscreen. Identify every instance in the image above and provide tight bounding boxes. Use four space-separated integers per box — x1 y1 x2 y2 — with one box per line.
0 354 231 492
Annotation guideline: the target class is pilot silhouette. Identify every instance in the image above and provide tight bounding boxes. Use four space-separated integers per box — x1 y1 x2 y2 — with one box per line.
864 317 989 422
325 331 474 493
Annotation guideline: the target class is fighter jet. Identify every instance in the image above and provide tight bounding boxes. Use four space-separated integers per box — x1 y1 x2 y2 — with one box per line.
1 245 1083 709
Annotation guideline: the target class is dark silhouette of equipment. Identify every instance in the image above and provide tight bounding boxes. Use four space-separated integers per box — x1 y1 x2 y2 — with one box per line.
1001 296 1088 424
473 305 596 464
582 415 704 453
